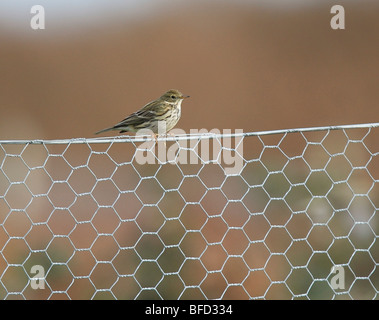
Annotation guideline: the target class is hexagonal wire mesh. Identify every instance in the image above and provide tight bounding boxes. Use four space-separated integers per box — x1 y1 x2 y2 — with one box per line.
0 123 379 300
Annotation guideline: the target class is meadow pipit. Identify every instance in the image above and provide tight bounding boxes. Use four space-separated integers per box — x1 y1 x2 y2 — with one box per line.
95 89 189 135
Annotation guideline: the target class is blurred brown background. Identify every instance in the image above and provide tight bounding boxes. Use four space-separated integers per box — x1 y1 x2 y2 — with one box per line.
0 0 378 140
1 0 379 300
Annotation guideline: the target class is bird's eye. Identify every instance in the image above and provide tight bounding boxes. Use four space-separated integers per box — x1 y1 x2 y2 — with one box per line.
171 95 176 99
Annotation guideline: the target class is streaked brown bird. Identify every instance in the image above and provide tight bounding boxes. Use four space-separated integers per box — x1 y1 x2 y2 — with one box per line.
95 89 189 135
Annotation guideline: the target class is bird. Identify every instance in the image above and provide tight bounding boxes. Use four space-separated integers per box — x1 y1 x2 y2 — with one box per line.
95 89 189 135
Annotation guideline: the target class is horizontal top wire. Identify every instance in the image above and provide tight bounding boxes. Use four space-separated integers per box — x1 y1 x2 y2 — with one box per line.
1 122 379 145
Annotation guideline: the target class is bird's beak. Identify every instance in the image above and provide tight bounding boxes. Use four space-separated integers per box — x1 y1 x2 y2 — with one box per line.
181 95 190 99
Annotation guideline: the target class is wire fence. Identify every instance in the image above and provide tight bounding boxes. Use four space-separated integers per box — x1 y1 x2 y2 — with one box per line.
0 122 379 299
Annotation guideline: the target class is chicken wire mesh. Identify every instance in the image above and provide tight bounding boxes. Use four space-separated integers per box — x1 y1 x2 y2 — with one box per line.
0 123 379 300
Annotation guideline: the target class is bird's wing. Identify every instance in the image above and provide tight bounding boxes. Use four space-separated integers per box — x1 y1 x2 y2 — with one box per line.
113 100 171 129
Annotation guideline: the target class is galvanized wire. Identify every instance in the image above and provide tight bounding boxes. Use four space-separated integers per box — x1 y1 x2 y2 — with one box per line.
0 122 378 299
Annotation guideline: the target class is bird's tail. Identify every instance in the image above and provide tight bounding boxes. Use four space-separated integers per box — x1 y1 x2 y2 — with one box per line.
94 127 114 135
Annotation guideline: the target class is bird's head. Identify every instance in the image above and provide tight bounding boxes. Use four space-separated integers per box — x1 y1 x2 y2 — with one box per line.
161 89 190 103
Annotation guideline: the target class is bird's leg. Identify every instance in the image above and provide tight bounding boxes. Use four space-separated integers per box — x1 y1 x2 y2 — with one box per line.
151 133 158 144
